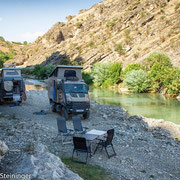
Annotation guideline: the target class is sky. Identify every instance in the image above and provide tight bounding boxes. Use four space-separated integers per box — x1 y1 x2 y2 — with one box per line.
0 0 102 43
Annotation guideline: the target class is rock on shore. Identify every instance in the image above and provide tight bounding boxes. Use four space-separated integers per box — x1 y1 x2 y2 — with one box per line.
14 144 82 180
0 141 8 160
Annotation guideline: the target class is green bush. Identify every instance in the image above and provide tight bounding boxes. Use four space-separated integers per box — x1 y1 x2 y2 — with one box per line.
0 50 15 68
102 79 114 88
87 41 95 48
143 52 180 95
0 36 5 41
91 63 110 87
143 52 171 71
91 62 122 87
22 64 56 79
76 22 83 28
124 69 150 93
167 68 180 95
21 68 33 75
149 62 180 94
12 41 22 45
123 63 143 76
115 43 125 55
82 71 93 85
108 62 122 84
60 58 71 65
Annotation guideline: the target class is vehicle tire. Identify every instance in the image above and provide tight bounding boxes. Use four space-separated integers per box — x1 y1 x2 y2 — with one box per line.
62 107 68 120
83 111 90 119
50 99 56 112
18 98 22 104
51 104 56 112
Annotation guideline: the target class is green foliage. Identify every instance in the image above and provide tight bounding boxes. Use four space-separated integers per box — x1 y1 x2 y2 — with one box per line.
108 62 122 84
102 79 114 88
106 18 118 29
82 71 93 85
124 70 150 93
142 52 180 95
87 41 95 48
0 51 15 68
149 63 180 94
76 22 83 28
22 64 56 79
21 68 33 75
60 58 71 65
0 36 5 41
71 61 80 66
23 41 28 45
91 63 110 87
61 156 111 180
5 41 13 50
91 62 122 87
167 68 180 94
115 43 125 55
143 52 171 71
123 63 143 76
12 41 22 45
106 21 116 29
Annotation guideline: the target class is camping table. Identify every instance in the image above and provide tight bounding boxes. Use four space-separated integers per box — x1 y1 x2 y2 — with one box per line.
83 129 107 152
85 129 107 136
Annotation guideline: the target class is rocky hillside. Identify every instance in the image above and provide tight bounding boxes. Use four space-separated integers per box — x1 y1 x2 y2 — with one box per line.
0 40 23 54
7 0 180 70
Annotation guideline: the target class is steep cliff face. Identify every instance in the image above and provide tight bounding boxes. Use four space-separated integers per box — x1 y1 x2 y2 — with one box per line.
7 0 180 69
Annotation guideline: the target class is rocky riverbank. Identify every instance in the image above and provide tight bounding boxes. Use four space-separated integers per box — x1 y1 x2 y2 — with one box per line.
0 90 180 179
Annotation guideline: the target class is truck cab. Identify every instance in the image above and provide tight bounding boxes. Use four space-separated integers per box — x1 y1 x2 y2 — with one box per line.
0 68 25 103
48 66 90 119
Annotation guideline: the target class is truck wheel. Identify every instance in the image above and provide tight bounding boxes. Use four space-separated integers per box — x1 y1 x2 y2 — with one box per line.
51 104 56 112
18 98 22 104
83 111 90 119
62 107 68 120
50 99 56 112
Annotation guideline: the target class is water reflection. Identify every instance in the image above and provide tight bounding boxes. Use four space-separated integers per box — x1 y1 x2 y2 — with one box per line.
89 88 180 125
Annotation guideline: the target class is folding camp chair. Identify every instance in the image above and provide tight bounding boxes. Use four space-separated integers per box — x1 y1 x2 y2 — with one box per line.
94 129 116 158
72 116 88 134
56 117 74 145
72 137 92 164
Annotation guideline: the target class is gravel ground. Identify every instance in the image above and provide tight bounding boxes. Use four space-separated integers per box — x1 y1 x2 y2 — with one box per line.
0 90 180 180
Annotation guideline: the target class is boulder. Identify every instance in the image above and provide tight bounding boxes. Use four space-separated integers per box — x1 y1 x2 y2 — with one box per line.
14 144 83 180
0 140 9 160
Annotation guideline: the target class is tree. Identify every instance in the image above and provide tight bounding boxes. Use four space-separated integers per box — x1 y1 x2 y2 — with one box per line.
143 52 171 71
91 63 110 86
108 62 122 84
124 70 150 93
123 63 143 76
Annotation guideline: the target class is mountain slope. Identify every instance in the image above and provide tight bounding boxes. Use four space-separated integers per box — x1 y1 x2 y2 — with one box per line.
7 0 180 69
0 39 23 67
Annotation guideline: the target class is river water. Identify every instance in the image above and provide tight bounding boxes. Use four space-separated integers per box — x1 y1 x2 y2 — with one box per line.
25 79 180 125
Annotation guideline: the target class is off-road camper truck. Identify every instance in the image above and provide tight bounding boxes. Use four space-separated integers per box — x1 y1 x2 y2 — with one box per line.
48 65 90 119
0 68 26 103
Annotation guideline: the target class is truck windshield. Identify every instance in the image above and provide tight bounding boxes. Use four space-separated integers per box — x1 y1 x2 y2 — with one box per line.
64 84 88 94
